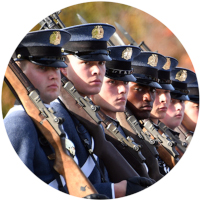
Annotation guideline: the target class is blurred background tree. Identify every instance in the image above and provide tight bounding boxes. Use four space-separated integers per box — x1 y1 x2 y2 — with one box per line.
1 2 194 118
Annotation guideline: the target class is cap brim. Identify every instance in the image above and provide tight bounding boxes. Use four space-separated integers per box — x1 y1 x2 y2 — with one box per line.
31 60 68 68
159 83 175 91
76 54 112 61
188 95 199 104
171 93 190 101
134 79 162 89
105 74 137 82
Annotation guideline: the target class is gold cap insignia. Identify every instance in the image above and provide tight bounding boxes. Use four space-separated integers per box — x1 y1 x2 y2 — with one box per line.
163 57 171 70
50 31 61 45
175 70 187 82
122 47 133 60
92 25 104 39
147 54 158 67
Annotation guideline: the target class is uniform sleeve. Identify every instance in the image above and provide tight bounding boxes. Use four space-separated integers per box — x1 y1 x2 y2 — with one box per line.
93 182 115 199
4 110 38 173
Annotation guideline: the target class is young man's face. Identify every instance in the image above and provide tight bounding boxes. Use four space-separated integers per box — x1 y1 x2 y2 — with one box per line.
150 89 171 120
62 55 106 96
22 61 61 104
182 101 199 132
127 82 156 120
160 99 185 130
91 77 129 119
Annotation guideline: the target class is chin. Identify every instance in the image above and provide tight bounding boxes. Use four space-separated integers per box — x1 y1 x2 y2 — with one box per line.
136 112 150 120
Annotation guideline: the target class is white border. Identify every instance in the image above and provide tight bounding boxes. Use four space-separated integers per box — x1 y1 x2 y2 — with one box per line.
1 1 199 199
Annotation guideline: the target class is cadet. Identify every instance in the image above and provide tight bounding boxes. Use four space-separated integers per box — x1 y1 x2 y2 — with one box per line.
4 29 71 188
160 67 196 131
51 24 154 198
174 76 199 144
90 45 152 178
147 56 177 175
117 52 166 180
150 57 177 125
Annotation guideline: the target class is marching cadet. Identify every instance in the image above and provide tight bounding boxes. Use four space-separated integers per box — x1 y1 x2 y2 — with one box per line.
51 24 155 198
90 45 153 178
4 29 72 192
174 77 199 145
117 51 166 181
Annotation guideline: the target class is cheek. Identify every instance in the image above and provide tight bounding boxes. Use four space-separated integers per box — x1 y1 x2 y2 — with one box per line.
127 91 136 102
166 106 176 117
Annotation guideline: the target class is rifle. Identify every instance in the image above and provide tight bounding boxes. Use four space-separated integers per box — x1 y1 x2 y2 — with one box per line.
4 58 99 198
174 124 193 145
40 10 65 29
124 110 159 157
60 74 144 180
140 119 179 169
62 73 145 162
116 109 163 181
158 121 187 157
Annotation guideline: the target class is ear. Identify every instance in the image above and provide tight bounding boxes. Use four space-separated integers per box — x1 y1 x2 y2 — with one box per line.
60 68 67 76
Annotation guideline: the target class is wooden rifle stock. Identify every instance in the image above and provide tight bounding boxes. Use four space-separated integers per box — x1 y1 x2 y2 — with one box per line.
5 58 98 197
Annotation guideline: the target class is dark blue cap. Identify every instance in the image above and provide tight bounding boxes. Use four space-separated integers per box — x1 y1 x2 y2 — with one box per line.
13 29 71 68
105 45 141 82
170 67 196 101
131 52 166 89
158 56 178 91
62 23 116 61
187 80 199 103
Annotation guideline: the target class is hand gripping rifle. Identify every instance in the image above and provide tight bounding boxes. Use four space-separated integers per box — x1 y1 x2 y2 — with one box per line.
40 11 140 182
140 119 180 169
4 58 99 198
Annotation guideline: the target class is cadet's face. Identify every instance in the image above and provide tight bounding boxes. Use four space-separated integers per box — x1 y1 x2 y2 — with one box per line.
150 89 171 120
182 101 199 132
127 82 156 120
23 61 61 104
91 77 129 119
160 99 185 130
63 55 106 96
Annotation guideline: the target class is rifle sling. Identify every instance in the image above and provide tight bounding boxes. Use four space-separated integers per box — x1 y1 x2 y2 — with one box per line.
58 98 107 183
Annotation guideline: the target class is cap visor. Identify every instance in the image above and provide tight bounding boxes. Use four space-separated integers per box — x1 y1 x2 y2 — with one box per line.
159 83 175 91
105 74 137 82
171 93 190 101
76 54 112 61
134 79 162 89
31 60 68 68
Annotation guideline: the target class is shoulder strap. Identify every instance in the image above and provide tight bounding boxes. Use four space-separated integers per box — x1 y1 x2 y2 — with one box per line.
69 112 107 183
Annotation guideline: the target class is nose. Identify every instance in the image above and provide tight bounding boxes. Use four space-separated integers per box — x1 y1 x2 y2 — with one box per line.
143 91 153 102
91 64 100 75
48 68 60 80
176 102 183 111
118 83 128 94
160 93 167 103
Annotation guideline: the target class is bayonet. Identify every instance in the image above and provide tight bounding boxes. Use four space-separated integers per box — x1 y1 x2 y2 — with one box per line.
115 22 151 51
